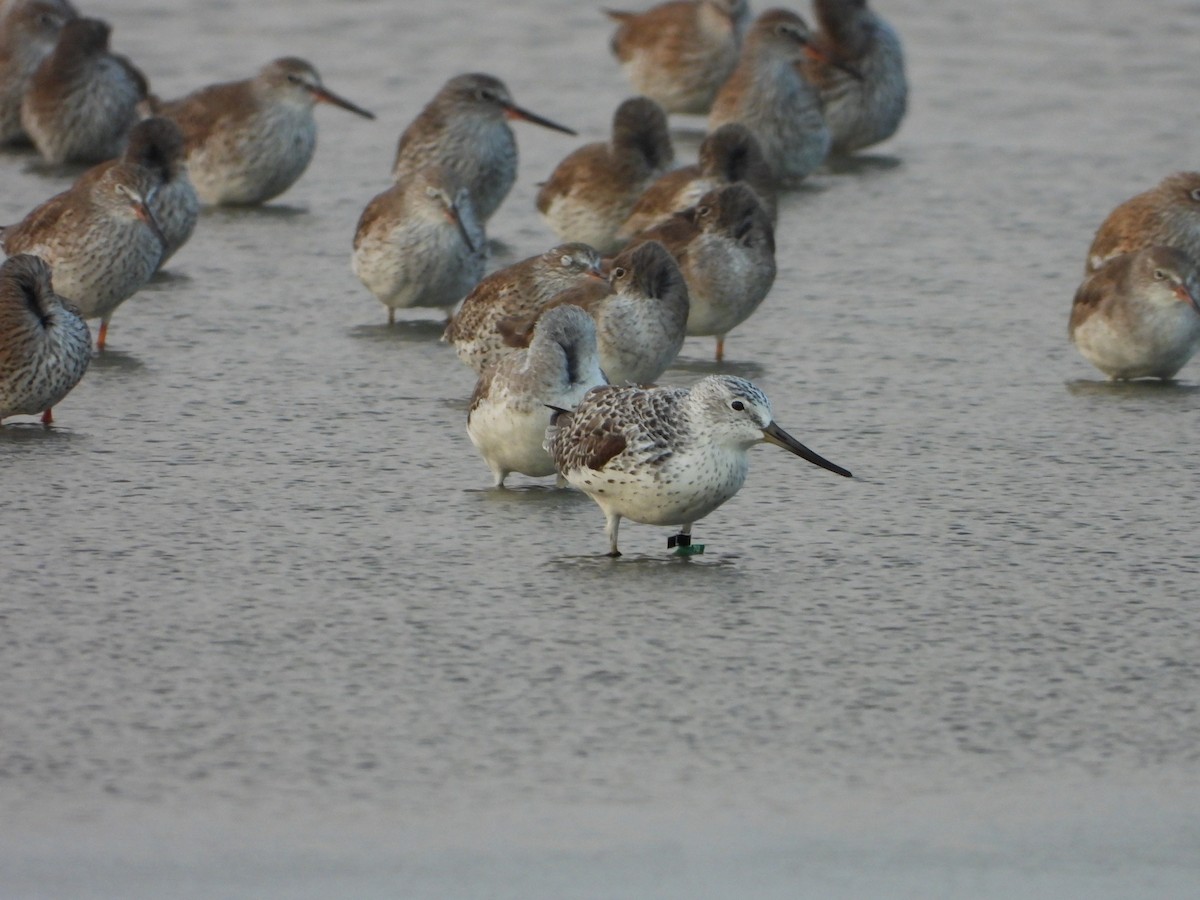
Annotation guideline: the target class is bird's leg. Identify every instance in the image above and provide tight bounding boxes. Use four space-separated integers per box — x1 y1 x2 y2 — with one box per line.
715 335 726 363
96 317 110 351
41 407 53 427
669 523 704 556
387 307 395 327
605 511 622 557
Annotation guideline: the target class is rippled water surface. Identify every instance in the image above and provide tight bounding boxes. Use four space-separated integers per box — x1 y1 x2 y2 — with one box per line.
2 1 1199 897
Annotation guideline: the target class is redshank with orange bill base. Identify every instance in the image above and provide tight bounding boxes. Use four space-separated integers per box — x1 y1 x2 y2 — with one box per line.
627 183 775 362
443 242 606 373
545 375 852 557
617 121 776 240
1070 246 1200 381
1 162 164 350
0 254 91 427
467 304 607 488
802 0 906 154
536 96 673 254
20 16 147 164
708 8 833 184
605 0 751 115
352 165 487 325
498 239 689 386
0 0 77 145
153 57 375 206
392 73 576 225
1085 172 1200 275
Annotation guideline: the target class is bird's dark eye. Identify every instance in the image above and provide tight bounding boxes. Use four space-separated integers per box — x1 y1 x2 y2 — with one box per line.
612 267 626 279
731 400 745 411
697 205 712 218
1154 268 1167 280
1191 189 1200 202
286 74 302 85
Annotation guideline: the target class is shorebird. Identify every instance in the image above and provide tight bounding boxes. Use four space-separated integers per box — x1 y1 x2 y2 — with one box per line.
618 121 776 240
628 183 775 361
444 242 606 373
708 8 833 184
467 304 606 487
0 0 77 145
20 16 147 164
75 116 197 267
536 96 674 253
153 57 374 206
1 162 164 350
545 374 852 556
802 0 906 154
0 254 91 426
352 166 487 325
499 239 689 386
605 0 751 115
1085 172 1200 275
391 73 576 224
1069 246 1200 381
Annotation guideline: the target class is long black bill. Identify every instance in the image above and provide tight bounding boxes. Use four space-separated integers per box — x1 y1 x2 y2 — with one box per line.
445 200 477 254
762 421 852 478
310 85 376 120
502 102 576 136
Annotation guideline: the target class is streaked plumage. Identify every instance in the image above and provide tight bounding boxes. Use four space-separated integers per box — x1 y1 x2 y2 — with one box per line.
20 16 147 164
1069 246 1200 381
353 166 486 324
154 57 375 206
0 254 90 425
467 304 606 487
443 242 607 373
75 116 198 267
536 96 673 253
1 162 164 350
708 8 830 184
546 374 852 556
0 0 77 145
802 0 906 154
1085 172 1200 275
500 239 689 386
618 121 776 240
628 183 775 361
606 0 751 115
392 73 576 224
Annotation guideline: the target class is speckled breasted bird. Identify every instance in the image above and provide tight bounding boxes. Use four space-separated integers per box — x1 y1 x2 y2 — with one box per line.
1069 246 1200 381
545 375 852 556
536 96 673 254
20 16 147 164
618 121 776 240
499 239 689 386
391 73 576 224
628 183 775 361
802 0 906 154
0 0 77 145
467 304 607 487
1 162 164 350
0 254 90 426
708 8 832 184
1085 172 1200 275
75 116 198 267
153 57 375 206
605 0 751 115
352 166 487 324
443 242 607 373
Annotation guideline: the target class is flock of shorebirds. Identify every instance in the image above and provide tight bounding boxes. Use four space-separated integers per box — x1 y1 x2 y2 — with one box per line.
1 0 1199 557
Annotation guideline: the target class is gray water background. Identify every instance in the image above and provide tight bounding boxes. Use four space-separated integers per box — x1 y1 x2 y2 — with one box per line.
1 0 1199 896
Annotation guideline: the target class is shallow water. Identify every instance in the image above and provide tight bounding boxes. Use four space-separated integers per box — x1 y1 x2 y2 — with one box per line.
2 1 1199 897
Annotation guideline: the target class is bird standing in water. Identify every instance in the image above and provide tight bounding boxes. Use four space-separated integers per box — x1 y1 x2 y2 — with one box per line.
0 0 78 145
1069 246 1200 381
352 166 487 325
392 73 576 224
153 57 375 206
546 375 852 556
0 254 91 426
536 96 674 254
